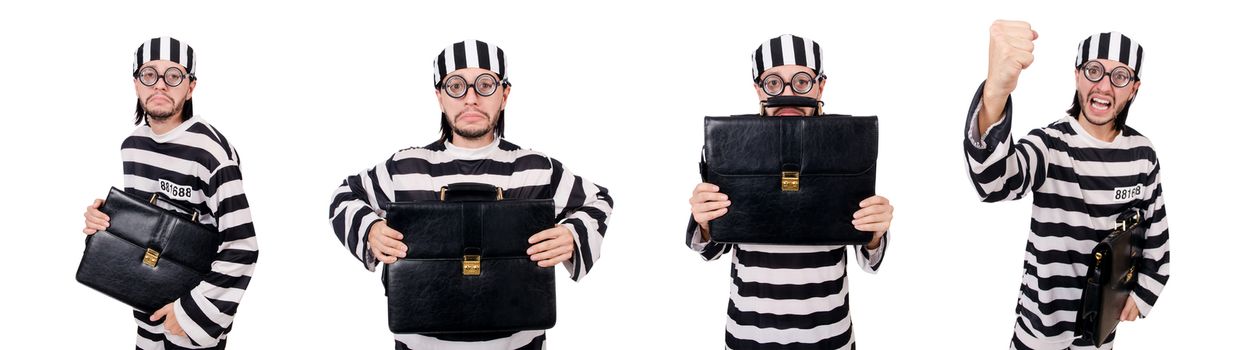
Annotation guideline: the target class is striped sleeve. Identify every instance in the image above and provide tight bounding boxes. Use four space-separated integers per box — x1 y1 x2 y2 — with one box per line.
685 216 731 261
964 82 1050 203
174 155 259 347
855 231 888 273
547 158 613 281
1132 157 1170 317
328 155 394 272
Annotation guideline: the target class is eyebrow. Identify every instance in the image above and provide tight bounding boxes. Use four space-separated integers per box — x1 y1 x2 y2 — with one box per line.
446 72 499 80
139 64 186 73
762 67 816 77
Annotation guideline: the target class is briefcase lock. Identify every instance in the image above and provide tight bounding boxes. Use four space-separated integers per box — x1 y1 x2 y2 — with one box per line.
781 171 800 192
143 248 161 268
463 254 481 276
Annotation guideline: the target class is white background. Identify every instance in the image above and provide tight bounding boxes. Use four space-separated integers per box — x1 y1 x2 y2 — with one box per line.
0 1 1240 348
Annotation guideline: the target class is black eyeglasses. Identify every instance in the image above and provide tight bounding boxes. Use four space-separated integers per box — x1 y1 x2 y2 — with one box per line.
1081 61 1136 88
438 74 505 99
133 66 193 87
758 72 819 97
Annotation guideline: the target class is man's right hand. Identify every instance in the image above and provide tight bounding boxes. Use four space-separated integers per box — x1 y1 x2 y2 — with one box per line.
690 183 731 239
981 20 1039 134
83 199 109 235
367 220 407 264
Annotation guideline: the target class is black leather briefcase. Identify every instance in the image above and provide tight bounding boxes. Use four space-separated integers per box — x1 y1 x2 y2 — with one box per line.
1077 209 1143 347
76 187 220 314
702 110 878 245
382 183 557 334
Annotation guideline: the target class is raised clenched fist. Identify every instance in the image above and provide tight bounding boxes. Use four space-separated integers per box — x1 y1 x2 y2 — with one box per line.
986 20 1038 97
980 20 1039 128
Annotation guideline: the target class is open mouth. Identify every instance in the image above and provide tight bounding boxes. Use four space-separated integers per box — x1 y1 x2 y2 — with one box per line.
774 107 804 116
1089 96 1112 112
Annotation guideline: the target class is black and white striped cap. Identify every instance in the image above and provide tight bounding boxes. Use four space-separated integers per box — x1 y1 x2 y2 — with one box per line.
433 40 508 87
752 34 824 82
132 37 196 75
1075 32 1144 79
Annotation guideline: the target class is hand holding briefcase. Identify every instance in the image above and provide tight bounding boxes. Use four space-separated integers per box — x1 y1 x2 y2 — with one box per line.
382 183 557 334
1077 209 1144 347
76 187 220 313
701 99 879 245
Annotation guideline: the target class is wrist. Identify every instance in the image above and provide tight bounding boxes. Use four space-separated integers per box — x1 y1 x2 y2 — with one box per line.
364 219 383 242
865 232 884 250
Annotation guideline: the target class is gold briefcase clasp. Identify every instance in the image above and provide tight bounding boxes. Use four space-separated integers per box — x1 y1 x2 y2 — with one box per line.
143 248 161 268
781 171 800 192
462 254 481 276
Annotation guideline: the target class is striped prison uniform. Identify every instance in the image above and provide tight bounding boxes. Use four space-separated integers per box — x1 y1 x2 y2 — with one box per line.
329 138 612 349
120 115 259 349
686 209 889 348
963 83 1170 350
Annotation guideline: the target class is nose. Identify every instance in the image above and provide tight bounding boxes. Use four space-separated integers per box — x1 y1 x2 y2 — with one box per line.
152 78 170 91
783 83 799 96
461 88 480 105
1092 75 1114 91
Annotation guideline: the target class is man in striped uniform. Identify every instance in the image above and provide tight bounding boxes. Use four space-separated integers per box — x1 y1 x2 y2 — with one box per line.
687 34 894 350
963 21 1170 349
328 40 613 350
81 37 259 349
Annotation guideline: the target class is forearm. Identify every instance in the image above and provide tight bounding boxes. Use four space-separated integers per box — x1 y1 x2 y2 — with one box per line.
550 160 613 280
180 170 258 344
685 216 730 260
978 82 1010 136
329 175 385 271
857 230 888 273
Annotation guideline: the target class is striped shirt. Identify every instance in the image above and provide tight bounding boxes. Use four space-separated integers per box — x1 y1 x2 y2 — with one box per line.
685 219 888 349
328 138 613 349
120 115 259 350
963 83 1170 349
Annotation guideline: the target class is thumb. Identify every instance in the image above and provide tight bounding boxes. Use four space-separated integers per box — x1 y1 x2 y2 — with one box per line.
149 308 166 322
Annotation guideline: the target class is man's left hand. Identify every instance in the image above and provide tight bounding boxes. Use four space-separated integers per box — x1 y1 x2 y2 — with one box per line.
1120 295 1140 321
150 302 186 337
528 226 575 267
853 195 893 250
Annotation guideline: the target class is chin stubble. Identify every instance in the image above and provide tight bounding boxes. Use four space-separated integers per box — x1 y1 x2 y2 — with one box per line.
451 110 498 139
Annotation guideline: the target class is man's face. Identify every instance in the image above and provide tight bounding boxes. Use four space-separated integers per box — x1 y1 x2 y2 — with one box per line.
754 65 825 116
134 60 195 122
436 68 510 140
1075 59 1141 127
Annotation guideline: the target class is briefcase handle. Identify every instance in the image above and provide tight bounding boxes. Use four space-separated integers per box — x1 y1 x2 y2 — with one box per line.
147 192 201 222
439 183 504 202
1115 208 1141 233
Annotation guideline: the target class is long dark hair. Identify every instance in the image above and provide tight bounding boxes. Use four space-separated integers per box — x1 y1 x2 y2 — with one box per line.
1066 91 1132 131
133 98 193 126
439 109 505 142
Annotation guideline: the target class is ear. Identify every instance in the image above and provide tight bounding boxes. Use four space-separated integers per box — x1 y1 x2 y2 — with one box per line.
816 78 827 99
434 88 446 113
1130 80 1142 100
184 80 197 101
499 85 511 111
753 83 768 102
